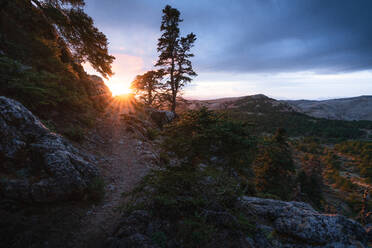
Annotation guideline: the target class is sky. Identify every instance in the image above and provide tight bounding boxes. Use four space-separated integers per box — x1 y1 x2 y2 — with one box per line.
83 0 372 100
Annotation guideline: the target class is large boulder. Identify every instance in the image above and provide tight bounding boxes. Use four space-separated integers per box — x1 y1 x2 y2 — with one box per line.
0 96 100 203
107 196 368 248
239 196 367 247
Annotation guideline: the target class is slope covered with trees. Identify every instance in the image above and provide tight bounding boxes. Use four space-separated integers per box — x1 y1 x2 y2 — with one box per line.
0 0 114 137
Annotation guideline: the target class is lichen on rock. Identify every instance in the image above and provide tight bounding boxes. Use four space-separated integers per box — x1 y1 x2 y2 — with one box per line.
0 96 100 203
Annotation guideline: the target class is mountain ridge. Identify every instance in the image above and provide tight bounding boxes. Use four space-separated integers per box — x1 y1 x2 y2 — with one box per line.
182 94 372 121
285 95 372 121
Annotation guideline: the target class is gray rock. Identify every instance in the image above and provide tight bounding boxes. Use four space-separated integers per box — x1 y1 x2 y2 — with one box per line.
239 196 367 247
107 233 156 248
0 97 100 203
149 109 176 127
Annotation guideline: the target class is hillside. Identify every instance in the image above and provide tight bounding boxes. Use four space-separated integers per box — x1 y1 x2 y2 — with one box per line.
182 94 297 112
1 1 372 248
0 0 113 138
182 94 372 121
285 96 372 121
180 94 372 141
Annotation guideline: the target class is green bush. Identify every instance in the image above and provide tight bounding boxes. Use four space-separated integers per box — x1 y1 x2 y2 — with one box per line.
163 107 256 169
63 125 85 142
146 128 160 140
123 164 257 247
253 129 295 200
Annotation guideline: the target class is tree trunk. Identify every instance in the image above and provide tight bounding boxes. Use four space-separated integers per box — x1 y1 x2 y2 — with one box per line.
170 55 176 113
148 88 152 106
171 92 177 113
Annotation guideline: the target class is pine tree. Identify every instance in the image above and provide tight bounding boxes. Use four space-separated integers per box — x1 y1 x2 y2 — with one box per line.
254 129 295 200
30 0 115 78
156 5 196 113
131 70 164 107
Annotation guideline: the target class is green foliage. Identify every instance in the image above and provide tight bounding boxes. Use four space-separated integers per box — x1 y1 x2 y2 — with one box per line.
227 108 370 141
155 5 197 112
26 0 114 78
163 107 256 169
0 0 112 133
63 124 85 142
55 7 115 78
334 141 372 181
131 70 164 107
120 109 261 246
253 129 295 200
151 231 167 248
335 140 372 156
297 169 323 208
0 56 91 114
124 164 256 247
146 128 160 141
345 193 363 216
295 137 323 154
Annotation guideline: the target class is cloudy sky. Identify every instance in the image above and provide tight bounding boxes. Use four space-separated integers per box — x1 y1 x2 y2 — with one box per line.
83 0 372 100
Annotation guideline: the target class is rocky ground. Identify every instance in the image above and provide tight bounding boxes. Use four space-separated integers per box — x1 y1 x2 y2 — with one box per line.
0 96 159 248
68 101 159 248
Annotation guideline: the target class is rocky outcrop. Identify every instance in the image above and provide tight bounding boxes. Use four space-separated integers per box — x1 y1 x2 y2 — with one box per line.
0 96 100 203
107 197 368 248
239 197 367 247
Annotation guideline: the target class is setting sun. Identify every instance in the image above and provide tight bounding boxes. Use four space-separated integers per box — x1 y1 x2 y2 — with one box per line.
105 81 132 96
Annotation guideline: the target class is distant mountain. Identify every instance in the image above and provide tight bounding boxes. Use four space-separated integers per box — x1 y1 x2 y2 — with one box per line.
182 95 372 121
181 94 298 113
180 94 372 140
285 96 372 121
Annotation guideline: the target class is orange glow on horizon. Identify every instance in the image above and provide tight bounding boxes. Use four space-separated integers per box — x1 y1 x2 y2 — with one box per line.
105 80 133 96
105 92 137 115
83 53 144 96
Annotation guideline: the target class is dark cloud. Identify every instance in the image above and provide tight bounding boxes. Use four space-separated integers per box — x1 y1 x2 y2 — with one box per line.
85 0 372 73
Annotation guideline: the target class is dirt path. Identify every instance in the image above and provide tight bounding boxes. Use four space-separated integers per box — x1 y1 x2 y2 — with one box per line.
69 106 153 248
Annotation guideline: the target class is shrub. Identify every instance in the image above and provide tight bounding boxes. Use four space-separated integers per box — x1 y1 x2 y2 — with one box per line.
146 128 159 140
253 129 295 200
123 164 257 247
162 107 256 169
63 125 85 142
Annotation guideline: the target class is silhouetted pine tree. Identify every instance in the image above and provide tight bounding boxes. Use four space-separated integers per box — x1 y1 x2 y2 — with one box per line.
156 5 196 113
131 70 164 107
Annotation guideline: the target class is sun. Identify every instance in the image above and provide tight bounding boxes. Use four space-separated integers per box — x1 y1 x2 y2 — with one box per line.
106 82 132 96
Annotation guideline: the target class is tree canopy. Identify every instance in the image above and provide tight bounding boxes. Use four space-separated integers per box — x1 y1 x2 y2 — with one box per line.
155 5 197 112
31 0 115 78
130 70 164 107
